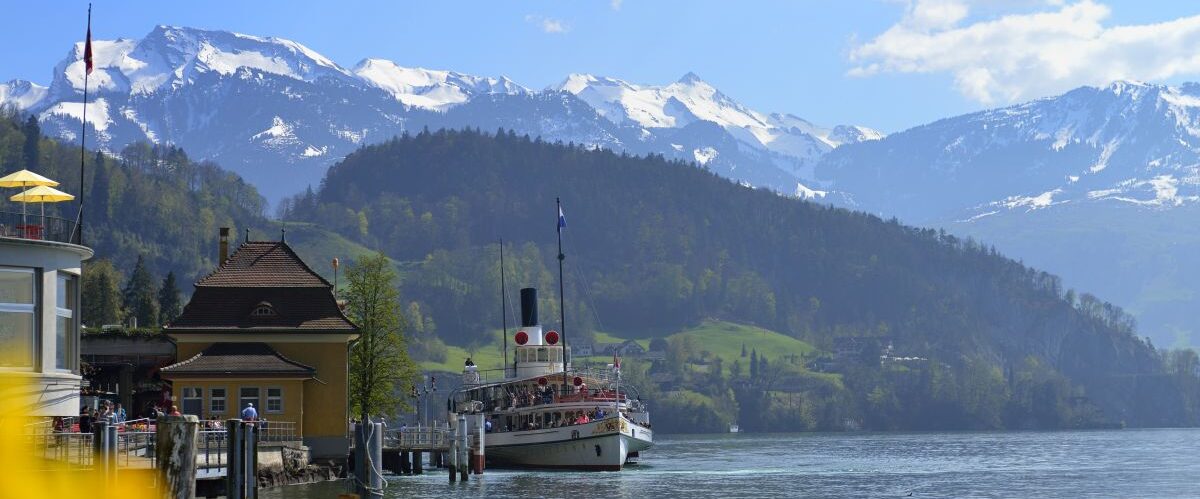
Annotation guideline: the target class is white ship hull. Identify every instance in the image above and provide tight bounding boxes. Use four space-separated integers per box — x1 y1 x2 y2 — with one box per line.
485 415 653 471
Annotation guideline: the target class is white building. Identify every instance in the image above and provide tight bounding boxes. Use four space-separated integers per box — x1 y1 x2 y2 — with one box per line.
0 232 91 416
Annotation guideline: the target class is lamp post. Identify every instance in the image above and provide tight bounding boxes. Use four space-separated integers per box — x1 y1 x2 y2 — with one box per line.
415 373 437 427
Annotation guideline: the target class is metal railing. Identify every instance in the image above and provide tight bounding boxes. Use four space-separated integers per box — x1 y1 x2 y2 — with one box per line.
0 210 78 244
28 430 95 470
26 420 293 474
383 424 456 450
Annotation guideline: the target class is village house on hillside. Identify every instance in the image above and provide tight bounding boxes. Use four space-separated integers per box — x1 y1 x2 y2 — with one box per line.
160 228 359 458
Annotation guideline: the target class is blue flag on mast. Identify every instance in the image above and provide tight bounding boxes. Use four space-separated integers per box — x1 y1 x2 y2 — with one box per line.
557 205 566 231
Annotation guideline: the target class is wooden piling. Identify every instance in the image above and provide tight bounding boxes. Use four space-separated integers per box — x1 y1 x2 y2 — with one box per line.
156 415 200 499
226 419 243 499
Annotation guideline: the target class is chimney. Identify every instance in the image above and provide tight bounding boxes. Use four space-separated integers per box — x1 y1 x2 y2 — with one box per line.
219 227 230 265
520 288 538 327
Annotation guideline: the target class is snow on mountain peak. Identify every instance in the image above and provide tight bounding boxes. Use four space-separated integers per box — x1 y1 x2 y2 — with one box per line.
0 80 48 110
52 25 356 96
551 71 878 167
353 58 526 111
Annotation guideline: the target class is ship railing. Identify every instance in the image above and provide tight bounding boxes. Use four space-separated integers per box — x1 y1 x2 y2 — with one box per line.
460 367 514 386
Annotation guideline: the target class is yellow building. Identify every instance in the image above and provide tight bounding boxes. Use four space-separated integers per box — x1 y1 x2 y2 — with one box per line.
161 230 358 457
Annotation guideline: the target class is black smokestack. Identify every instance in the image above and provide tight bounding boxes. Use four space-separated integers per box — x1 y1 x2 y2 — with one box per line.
520 287 538 327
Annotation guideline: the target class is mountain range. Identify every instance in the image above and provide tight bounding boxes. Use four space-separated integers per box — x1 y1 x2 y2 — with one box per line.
818 80 1200 348
0 25 880 204
6 25 1200 348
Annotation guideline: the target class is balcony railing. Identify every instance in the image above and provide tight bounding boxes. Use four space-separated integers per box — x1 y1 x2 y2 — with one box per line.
0 210 79 245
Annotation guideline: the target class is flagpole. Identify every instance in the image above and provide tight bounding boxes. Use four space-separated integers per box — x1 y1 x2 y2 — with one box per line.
74 3 92 246
500 238 509 378
556 197 567 390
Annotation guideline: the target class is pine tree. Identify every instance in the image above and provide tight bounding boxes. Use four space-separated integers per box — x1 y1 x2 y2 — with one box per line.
21 115 39 170
81 259 124 326
122 255 160 328
750 349 759 379
158 271 182 325
741 343 747 358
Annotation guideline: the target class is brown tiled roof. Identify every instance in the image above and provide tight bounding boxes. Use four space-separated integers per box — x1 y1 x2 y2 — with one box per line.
168 287 357 331
166 240 357 333
160 342 315 378
196 241 330 288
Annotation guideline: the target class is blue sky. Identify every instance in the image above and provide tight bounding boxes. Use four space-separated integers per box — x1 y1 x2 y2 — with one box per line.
2 0 1200 133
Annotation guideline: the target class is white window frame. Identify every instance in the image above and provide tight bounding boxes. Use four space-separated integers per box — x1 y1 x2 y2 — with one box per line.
182 387 203 416
209 387 227 415
54 273 77 373
266 387 284 413
0 267 37 371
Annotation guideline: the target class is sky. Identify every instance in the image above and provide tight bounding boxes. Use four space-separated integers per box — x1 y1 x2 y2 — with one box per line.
2 0 1200 133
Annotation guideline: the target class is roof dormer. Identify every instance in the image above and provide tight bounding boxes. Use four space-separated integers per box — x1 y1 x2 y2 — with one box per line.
250 301 277 318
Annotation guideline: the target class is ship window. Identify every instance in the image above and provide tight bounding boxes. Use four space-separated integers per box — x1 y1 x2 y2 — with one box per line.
537 348 548 362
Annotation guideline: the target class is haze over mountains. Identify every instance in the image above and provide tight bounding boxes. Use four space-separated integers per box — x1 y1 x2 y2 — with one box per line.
0 25 880 203
5 25 1200 347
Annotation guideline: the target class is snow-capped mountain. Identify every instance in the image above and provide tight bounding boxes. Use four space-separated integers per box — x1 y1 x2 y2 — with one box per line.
0 25 878 203
353 59 527 111
819 80 1200 223
555 72 882 179
817 80 1200 348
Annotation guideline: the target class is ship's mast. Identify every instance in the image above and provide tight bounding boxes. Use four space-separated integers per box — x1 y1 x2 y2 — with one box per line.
500 238 509 377
556 198 568 390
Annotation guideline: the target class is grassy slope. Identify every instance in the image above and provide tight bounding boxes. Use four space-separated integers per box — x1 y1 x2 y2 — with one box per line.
415 320 820 375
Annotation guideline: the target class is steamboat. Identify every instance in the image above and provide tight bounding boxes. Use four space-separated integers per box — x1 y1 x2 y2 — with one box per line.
448 287 653 470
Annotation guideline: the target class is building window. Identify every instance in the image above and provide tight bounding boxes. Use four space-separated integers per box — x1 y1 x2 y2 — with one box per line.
182 387 203 416
240 387 259 414
0 267 36 369
266 387 283 413
210 387 226 415
55 273 77 372
250 302 276 318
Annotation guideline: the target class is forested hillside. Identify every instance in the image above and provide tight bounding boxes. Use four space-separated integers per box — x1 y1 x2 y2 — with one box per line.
282 128 1200 429
0 109 265 282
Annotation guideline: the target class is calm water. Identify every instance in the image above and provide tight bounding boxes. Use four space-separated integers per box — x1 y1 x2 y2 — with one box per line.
263 429 1200 498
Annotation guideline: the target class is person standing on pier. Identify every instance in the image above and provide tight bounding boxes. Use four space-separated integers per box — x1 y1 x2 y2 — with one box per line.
241 402 258 421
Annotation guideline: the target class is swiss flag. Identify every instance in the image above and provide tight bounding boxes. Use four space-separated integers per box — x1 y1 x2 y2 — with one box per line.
84 25 93 75
83 8 93 75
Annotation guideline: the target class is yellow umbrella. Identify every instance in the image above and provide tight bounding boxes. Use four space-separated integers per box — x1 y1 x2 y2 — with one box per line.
11 185 74 238
0 169 60 226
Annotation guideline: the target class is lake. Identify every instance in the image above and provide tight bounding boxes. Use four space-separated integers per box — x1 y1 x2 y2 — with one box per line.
262 428 1200 498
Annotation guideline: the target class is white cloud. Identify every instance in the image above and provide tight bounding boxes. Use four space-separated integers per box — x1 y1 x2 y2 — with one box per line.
849 0 1200 104
611 0 624 11
525 14 569 34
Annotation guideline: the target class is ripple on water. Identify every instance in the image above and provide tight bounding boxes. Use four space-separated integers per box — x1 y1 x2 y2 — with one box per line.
259 428 1200 499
